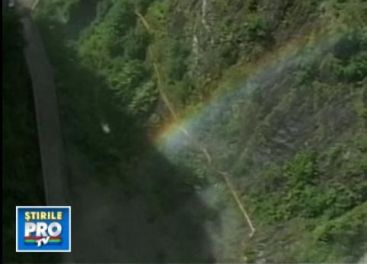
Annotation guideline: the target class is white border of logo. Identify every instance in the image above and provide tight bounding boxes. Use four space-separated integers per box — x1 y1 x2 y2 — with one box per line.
16 206 72 252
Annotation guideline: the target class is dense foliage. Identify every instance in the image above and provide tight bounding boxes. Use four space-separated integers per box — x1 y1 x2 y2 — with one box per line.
33 0 367 262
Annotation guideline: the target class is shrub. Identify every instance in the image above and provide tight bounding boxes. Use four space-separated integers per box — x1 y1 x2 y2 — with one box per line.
166 39 190 81
340 51 367 82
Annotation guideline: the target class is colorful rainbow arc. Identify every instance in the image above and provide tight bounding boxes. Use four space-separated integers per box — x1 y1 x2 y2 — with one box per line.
152 26 342 158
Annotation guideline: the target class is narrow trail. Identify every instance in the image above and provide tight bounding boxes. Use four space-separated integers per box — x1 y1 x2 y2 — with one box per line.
136 11 256 238
201 0 210 32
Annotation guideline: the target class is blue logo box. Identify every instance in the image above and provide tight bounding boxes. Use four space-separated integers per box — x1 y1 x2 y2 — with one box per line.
16 206 71 252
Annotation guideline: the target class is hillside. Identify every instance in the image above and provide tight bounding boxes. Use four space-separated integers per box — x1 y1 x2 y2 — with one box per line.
34 0 366 262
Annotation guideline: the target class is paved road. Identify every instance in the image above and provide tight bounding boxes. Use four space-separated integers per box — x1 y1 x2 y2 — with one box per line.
16 3 215 263
20 5 69 205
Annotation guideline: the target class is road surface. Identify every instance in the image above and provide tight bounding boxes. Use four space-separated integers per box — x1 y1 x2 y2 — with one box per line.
19 2 69 205
16 2 215 262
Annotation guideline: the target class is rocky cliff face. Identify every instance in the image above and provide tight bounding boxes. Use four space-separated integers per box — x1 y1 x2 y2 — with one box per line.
147 2 367 261
35 0 366 262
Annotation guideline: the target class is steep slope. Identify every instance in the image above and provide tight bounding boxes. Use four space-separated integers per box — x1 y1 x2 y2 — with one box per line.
34 0 366 262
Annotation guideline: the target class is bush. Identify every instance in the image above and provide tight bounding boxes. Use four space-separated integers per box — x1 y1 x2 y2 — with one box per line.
128 80 158 115
308 202 367 262
284 151 318 186
340 51 367 82
243 14 269 42
123 29 151 60
166 39 190 81
250 149 366 222
333 31 362 61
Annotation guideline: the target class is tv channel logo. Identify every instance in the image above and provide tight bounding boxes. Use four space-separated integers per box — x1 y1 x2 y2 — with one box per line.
16 206 71 252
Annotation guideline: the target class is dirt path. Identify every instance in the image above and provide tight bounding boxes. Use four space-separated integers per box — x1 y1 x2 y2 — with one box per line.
13 2 217 262
136 10 256 238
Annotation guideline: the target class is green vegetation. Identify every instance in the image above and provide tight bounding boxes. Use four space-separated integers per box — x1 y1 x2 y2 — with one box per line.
32 0 367 262
250 148 366 223
77 0 157 117
34 0 208 220
304 202 367 262
35 0 79 23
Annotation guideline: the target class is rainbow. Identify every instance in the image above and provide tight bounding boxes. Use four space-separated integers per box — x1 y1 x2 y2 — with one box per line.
152 25 343 161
